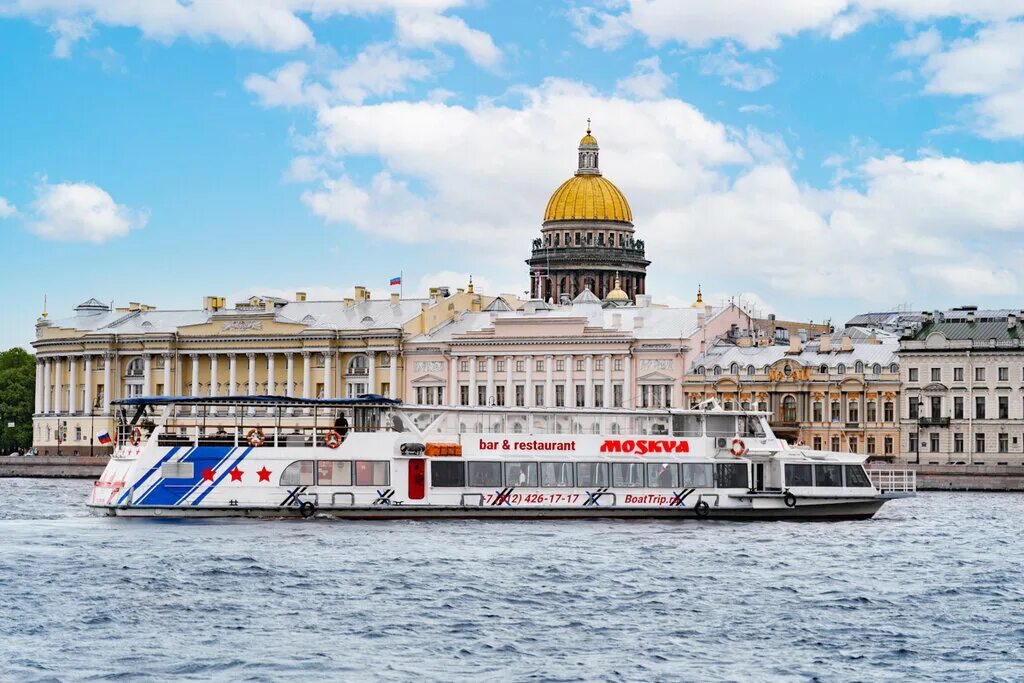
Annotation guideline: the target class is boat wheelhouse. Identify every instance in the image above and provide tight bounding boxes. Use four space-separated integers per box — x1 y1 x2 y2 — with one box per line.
89 395 914 520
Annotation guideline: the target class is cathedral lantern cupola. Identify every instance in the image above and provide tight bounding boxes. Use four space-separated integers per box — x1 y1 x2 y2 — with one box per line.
527 121 649 303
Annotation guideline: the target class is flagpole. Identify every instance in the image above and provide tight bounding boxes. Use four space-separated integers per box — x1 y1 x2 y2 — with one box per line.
400 270 403 300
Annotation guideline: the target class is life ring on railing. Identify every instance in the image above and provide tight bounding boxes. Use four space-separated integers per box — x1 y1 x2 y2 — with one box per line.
129 426 142 447
730 437 747 457
246 428 266 448
694 500 711 518
783 491 797 508
299 501 317 519
323 430 342 449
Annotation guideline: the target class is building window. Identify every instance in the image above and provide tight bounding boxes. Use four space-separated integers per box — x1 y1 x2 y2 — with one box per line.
613 384 623 407
866 401 877 422
866 437 876 454
819 364 828 374
998 367 1009 382
954 367 964 382
837 364 846 375
975 367 985 382
812 402 823 422
536 359 545 372
855 361 864 374
730 363 739 374
909 433 918 453
831 436 840 452
954 396 964 419
849 437 858 453
556 359 565 372
872 363 881 374
813 437 822 450
976 396 986 419
576 359 585 372
478 360 486 373
884 437 893 455
908 399 919 419
614 358 623 371
954 433 964 453
831 401 841 421
908 368 919 382
515 385 525 407
494 386 503 406
848 403 859 423
998 433 1009 453
976 433 986 453
884 401 894 422
931 368 941 382
929 433 939 452
782 396 797 422
594 359 603 371
555 385 565 407
459 385 469 406
999 396 1009 419
516 360 525 373
593 385 603 408
477 386 487 406
496 360 505 372
460 360 469 373
575 385 585 407
535 385 545 407
713 366 722 377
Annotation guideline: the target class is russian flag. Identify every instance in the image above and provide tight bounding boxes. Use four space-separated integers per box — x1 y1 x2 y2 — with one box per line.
389 276 402 286
97 432 112 445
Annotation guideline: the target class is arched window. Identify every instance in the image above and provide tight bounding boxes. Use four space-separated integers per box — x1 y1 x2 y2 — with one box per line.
819 364 828 374
713 365 722 376
782 395 797 422
696 366 706 375
837 363 846 375
125 357 145 377
873 363 881 374
348 355 368 375
889 363 899 373
747 365 755 376
729 363 739 374
855 361 864 373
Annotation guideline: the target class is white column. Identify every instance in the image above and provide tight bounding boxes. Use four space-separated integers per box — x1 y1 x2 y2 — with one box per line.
388 351 398 400
302 351 311 399
267 352 276 395
43 358 52 414
485 356 495 405
142 354 152 396
545 354 554 407
449 354 459 406
228 353 237 396
247 352 256 395
323 351 332 399
525 355 534 408
366 351 376 394
35 361 44 415
162 353 172 397
468 357 478 407
603 353 612 407
84 355 93 413
504 355 514 407
585 354 594 408
190 354 200 397
102 354 112 414
54 357 63 414
623 353 632 409
285 353 295 397
68 356 78 414
209 353 219 397
564 354 573 408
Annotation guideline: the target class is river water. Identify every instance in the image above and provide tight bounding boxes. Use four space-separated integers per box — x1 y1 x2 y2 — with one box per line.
0 479 1020 682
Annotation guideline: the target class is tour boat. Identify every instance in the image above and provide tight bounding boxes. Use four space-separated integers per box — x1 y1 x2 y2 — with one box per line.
88 396 915 520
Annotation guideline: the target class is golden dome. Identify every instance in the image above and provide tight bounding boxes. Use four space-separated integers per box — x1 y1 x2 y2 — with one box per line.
544 175 633 223
605 275 629 301
580 133 598 146
691 285 705 308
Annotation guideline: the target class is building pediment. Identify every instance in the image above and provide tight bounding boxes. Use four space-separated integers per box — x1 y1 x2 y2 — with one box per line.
411 373 446 385
638 371 675 382
923 382 948 392
179 318 307 336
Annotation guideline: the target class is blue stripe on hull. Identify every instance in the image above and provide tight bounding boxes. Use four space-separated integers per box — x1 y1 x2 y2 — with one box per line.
134 446 236 506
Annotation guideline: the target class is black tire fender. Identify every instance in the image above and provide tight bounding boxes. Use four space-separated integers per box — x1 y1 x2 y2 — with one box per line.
695 500 711 518
783 491 797 508
299 501 317 519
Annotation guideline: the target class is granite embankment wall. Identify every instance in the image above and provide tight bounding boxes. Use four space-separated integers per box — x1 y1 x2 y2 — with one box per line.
914 464 1024 492
0 456 107 478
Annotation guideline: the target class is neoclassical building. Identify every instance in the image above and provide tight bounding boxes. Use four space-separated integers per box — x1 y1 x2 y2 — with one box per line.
526 125 649 302
31 286 493 454
682 327 902 457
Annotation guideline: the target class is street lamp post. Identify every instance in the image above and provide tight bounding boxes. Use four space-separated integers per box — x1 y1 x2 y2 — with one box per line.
914 399 924 465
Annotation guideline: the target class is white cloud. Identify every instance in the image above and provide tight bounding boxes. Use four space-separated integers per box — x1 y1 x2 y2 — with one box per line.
329 43 434 104
245 61 327 108
571 1 1024 50
0 197 17 218
395 10 501 67
918 21 1024 138
738 103 773 114
700 45 776 91
27 180 147 243
893 27 942 57
48 16 92 58
615 56 671 99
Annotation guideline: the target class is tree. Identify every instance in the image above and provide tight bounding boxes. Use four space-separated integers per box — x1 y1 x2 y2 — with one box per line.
0 348 35 453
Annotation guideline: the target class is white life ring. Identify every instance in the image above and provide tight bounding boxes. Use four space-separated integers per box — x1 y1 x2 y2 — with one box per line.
730 437 747 457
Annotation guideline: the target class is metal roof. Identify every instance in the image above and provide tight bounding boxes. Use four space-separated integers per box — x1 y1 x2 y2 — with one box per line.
692 329 900 371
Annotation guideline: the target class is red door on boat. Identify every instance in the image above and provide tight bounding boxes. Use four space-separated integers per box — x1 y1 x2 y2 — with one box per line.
408 459 426 500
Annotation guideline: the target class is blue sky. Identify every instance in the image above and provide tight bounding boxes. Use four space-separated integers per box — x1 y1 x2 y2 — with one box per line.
2 1 1024 349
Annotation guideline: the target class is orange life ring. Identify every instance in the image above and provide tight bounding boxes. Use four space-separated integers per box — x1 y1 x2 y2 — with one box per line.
730 437 747 457
323 430 342 449
129 426 142 447
247 428 266 448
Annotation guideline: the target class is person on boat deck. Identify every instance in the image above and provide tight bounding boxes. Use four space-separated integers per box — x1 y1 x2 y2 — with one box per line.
656 464 673 487
334 412 349 439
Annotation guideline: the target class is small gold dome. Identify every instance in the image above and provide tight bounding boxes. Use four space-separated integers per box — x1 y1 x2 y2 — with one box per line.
605 275 629 301
544 175 632 223
580 132 598 146
691 285 705 308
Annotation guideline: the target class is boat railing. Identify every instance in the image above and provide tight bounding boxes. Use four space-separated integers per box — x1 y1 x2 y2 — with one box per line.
866 468 917 493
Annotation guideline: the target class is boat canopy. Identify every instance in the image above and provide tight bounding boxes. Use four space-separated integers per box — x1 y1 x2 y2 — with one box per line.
111 394 401 407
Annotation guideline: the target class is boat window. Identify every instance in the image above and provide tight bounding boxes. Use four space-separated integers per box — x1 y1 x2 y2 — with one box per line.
317 460 352 486
540 462 574 487
715 463 749 489
705 415 736 437
161 462 194 479
355 460 390 486
785 464 813 487
281 460 315 486
612 463 644 487
814 464 843 487
431 461 465 487
672 414 703 437
576 462 609 487
467 461 502 487
739 416 764 437
844 465 872 488
646 463 679 488
682 463 713 487
505 462 538 487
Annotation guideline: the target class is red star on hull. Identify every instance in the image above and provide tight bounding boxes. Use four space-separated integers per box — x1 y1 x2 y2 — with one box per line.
257 466 272 482
229 468 244 482
201 467 216 482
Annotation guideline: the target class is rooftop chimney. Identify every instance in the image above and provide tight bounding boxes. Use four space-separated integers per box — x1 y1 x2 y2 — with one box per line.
799 329 807 343
295 291 307 302
343 297 354 307
391 293 400 305
203 296 225 312
819 335 832 353
787 336 802 354
840 334 854 352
